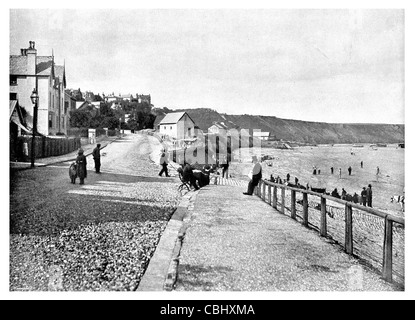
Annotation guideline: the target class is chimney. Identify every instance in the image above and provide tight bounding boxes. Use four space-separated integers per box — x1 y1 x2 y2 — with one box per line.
26 41 37 75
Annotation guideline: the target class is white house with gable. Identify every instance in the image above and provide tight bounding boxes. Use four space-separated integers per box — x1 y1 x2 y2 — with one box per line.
159 112 195 140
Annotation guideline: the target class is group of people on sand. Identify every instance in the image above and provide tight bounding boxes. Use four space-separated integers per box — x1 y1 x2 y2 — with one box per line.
330 184 373 207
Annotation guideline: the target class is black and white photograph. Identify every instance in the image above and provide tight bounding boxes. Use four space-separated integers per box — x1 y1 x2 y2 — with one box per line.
3 1 414 302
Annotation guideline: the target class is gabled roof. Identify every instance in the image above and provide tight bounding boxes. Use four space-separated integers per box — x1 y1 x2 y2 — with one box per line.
36 56 54 76
10 100 30 133
55 65 66 86
9 55 55 76
210 122 228 130
76 101 89 109
10 56 27 74
160 112 195 125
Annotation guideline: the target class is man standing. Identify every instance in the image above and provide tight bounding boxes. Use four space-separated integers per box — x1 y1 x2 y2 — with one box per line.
159 149 170 177
361 187 367 206
348 166 352 176
221 155 229 179
367 184 373 207
92 143 101 173
243 155 262 196
339 168 342 179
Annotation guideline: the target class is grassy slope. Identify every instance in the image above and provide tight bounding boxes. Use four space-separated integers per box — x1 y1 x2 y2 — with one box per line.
169 108 404 144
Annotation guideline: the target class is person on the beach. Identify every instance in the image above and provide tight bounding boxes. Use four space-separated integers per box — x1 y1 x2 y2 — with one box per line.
76 148 87 185
367 184 373 207
361 187 367 206
243 155 262 196
286 173 290 182
348 166 352 176
295 177 299 186
331 167 334 174
352 192 359 203
341 188 347 200
331 188 340 198
159 149 170 177
339 168 342 179
361 161 364 168
376 166 380 182
92 143 101 173
313 166 317 175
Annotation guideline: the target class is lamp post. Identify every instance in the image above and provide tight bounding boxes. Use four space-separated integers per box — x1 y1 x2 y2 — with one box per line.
30 88 39 168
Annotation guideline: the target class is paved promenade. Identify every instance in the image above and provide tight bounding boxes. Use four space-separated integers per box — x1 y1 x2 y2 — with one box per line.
173 183 399 291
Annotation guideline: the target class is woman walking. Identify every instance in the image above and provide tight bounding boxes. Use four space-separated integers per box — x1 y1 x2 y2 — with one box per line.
76 148 87 185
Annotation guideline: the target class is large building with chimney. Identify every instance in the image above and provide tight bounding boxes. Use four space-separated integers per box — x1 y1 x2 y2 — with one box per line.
9 41 68 136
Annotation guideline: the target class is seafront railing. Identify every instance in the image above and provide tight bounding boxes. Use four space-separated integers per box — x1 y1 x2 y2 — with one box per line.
256 180 405 286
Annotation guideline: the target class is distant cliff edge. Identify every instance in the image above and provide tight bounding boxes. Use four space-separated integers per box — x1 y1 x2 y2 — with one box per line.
153 108 404 145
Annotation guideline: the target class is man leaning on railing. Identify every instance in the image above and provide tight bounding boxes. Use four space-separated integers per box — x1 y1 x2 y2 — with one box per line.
243 155 262 196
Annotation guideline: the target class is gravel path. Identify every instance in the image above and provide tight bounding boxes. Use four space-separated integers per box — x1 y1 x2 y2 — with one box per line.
10 133 180 291
175 184 402 291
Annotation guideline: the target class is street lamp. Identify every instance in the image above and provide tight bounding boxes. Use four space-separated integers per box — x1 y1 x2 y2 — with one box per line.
30 88 39 168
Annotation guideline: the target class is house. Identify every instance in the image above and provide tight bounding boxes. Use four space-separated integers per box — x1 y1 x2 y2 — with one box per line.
208 122 228 135
10 41 67 136
208 121 239 135
253 131 271 141
135 94 151 105
77 101 99 118
159 112 195 140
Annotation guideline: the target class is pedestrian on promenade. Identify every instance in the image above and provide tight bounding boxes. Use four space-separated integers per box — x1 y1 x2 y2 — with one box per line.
341 188 347 200
159 149 170 177
367 184 373 207
339 168 342 179
221 155 229 179
348 166 352 176
92 143 101 173
76 148 87 185
243 155 262 196
352 192 359 203
286 173 290 182
331 167 334 174
295 177 299 186
361 187 367 206
331 188 340 198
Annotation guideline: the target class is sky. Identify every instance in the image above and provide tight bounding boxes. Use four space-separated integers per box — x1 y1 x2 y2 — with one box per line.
9 8 405 124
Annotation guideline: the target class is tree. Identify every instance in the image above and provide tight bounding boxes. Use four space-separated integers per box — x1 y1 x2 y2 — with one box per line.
69 109 92 127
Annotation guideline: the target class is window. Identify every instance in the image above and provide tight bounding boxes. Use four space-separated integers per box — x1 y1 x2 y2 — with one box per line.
170 126 172 130
188 128 191 136
164 126 166 130
49 114 53 128
10 93 17 100
10 75 17 85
